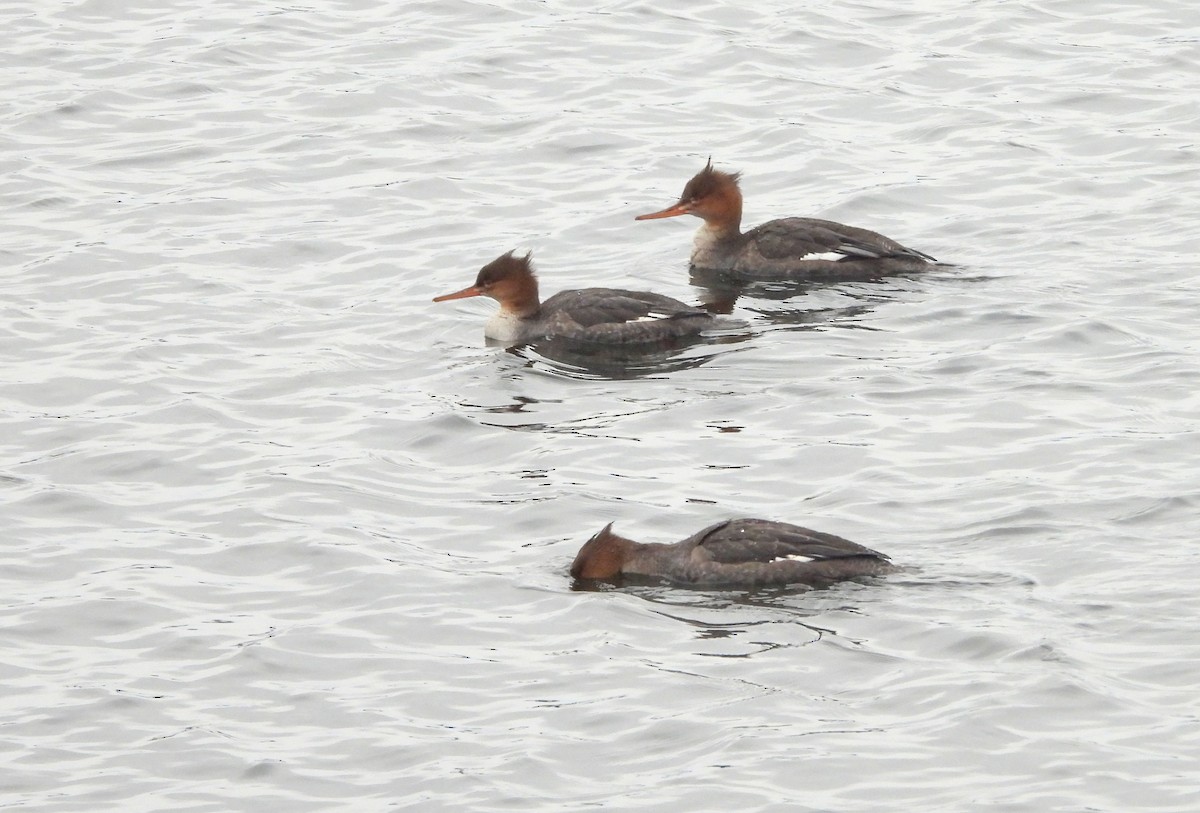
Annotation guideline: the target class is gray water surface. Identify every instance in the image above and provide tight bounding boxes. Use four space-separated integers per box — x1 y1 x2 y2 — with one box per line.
3 1 1199 811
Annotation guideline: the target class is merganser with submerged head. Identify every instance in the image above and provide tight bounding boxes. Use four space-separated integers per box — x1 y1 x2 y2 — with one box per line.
571 518 894 587
434 250 729 344
636 159 937 281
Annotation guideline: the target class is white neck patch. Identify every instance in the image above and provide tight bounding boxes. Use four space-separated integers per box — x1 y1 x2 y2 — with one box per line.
484 309 527 342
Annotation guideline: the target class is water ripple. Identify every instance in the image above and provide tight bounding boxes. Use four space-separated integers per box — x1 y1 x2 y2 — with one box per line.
4 0 1200 810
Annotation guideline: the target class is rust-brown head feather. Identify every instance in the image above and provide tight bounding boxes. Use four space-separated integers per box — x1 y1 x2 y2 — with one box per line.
570 522 636 580
680 158 741 205
473 250 534 288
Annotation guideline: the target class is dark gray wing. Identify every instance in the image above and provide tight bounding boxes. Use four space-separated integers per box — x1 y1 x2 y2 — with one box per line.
691 518 889 564
542 288 708 328
750 218 935 263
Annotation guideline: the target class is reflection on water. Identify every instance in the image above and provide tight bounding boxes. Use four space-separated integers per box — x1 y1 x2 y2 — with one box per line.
502 326 753 380
690 264 935 331
455 392 682 438
570 575 892 656
570 571 892 599
467 394 557 414
743 302 882 333
689 262 935 297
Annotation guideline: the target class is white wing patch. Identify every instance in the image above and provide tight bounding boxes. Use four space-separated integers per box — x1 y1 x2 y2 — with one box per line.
633 311 673 322
801 251 849 262
772 554 816 563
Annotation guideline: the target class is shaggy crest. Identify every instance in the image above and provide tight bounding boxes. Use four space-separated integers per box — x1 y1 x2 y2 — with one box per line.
680 157 741 203
475 249 535 289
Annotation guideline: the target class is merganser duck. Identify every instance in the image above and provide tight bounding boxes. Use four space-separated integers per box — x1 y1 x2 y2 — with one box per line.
434 250 729 344
635 159 937 280
570 518 894 587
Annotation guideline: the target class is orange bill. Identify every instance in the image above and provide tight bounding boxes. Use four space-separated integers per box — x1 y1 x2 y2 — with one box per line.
432 285 483 302
634 201 690 220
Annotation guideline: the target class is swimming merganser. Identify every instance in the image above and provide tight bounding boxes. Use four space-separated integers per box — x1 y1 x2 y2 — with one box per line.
434 250 729 344
636 159 936 280
570 518 894 587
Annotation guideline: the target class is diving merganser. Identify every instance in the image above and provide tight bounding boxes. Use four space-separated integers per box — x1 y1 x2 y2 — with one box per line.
635 159 936 280
570 518 894 587
434 250 729 344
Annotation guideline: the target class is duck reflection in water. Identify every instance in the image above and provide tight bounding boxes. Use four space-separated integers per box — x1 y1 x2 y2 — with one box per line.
505 328 749 381
687 265 893 334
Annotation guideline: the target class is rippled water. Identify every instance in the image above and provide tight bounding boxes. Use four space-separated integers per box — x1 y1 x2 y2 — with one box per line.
4 0 1199 810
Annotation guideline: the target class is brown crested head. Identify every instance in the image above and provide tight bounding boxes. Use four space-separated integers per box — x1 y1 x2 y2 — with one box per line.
680 157 742 206
634 158 743 228
473 250 534 291
433 250 540 313
570 522 635 580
